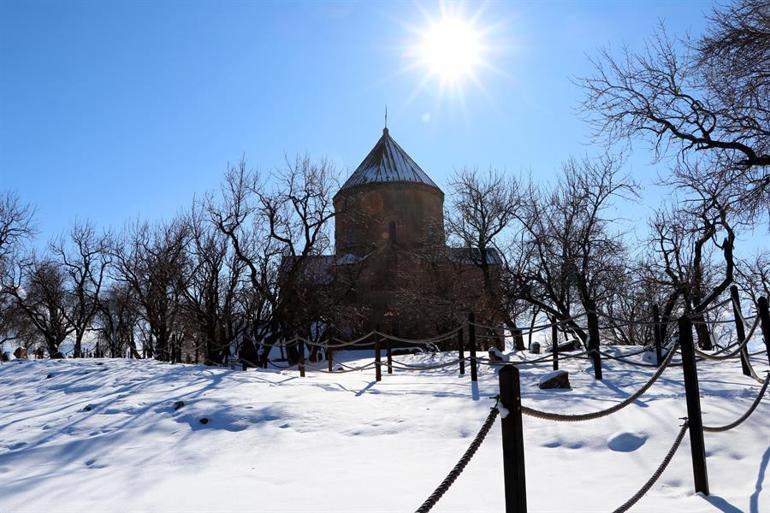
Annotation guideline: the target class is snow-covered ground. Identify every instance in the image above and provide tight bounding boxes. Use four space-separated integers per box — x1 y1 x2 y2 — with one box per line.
1 348 768 513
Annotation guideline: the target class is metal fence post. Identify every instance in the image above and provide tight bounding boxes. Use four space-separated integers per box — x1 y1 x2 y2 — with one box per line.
469 312 478 382
551 317 559 371
730 285 752 377
499 365 527 513
458 326 465 376
587 299 603 380
653 304 663 367
678 315 709 495
375 325 382 382
758 296 770 366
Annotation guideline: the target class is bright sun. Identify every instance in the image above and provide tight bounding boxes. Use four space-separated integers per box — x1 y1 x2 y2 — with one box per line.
418 16 483 85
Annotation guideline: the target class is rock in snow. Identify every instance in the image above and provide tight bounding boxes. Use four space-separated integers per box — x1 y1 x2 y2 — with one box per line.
538 370 571 389
488 347 510 362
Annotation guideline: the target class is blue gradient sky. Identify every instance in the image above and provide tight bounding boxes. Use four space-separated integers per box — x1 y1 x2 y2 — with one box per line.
5 0 752 252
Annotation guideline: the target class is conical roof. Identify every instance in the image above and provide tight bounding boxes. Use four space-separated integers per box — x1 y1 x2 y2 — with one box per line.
337 128 441 194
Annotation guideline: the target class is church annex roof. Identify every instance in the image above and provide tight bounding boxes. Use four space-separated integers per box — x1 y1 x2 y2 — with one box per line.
337 128 441 194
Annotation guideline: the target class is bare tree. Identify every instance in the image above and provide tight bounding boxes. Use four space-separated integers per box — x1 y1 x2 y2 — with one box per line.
0 191 34 266
111 220 189 361
646 167 738 348
210 157 337 366
736 252 770 304
180 202 248 364
446 168 527 348
507 155 637 345
3 257 74 357
51 222 110 358
95 283 141 358
580 0 770 219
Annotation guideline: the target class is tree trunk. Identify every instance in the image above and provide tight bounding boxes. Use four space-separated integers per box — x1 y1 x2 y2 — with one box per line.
693 314 713 350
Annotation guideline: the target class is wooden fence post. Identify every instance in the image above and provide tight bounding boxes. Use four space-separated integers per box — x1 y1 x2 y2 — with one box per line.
387 339 393 375
679 315 709 495
587 299 603 380
468 312 478 382
298 338 305 378
551 317 559 371
758 296 770 366
730 285 752 376
653 304 663 367
375 326 382 382
499 365 527 513
458 327 465 376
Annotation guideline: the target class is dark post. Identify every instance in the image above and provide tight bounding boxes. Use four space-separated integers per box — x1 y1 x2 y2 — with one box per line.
386 340 393 375
298 338 305 378
469 312 478 382
458 327 465 376
375 326 382 382
551 317 559 371
499 365 528 513
679 315 709 495
730 286 752 376
758 297 770 366
587 299 603 380
653 304 663 367
327 346 333 372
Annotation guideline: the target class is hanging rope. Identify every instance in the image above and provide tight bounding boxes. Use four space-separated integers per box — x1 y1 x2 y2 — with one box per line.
693 316 761 361
414 397 500 513
611 420 690 513
470 312 588 334
476 350 590 367
375 327 462 345
703 373 770 432
520 344 679 422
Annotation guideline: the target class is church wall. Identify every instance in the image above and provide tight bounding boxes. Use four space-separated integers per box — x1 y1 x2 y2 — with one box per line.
334 182 445 256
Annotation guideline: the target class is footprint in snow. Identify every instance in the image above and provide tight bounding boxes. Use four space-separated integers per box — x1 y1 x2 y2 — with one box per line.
607 431 647 452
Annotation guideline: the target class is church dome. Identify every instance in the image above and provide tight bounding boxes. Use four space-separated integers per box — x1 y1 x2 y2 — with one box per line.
336 128 442 196
334 128 445 256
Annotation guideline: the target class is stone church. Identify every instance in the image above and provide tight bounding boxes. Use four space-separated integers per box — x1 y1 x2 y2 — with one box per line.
290 127 502 342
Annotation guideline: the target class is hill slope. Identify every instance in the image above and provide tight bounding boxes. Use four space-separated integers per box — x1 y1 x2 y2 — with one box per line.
1 350 768 512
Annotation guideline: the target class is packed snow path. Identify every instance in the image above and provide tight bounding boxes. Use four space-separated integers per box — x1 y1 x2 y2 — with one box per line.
1 351 768 513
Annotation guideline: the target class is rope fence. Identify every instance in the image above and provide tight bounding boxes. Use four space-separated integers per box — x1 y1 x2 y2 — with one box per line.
414 397 500 513
225 293 770 513
266 294 769 513
520 343 679 423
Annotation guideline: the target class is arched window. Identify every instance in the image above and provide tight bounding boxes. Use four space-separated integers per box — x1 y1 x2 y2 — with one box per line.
388 221 397 242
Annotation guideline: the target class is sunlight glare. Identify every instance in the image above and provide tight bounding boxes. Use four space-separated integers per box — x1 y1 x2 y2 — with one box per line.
418 17 483 85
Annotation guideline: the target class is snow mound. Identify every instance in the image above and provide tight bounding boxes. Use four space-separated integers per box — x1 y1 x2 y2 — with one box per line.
641 350 658 365
607 431 648 452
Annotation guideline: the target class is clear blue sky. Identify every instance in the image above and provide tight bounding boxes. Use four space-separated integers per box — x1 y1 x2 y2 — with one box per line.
2 0 738 250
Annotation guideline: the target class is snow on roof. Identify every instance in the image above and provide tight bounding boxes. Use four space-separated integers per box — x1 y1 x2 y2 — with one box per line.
337 128 441 194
